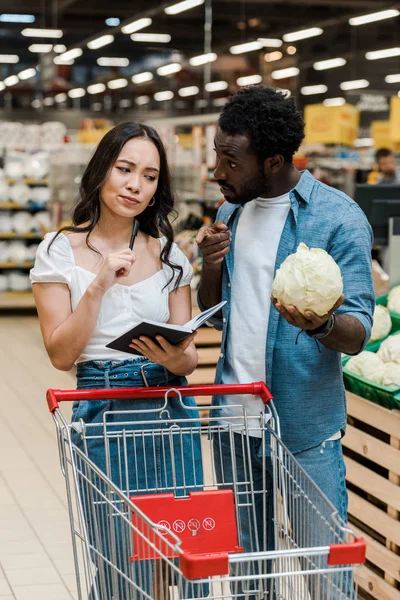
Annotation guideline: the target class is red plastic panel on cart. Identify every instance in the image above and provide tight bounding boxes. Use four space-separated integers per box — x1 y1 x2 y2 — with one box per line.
130 489 242 562
327 537 366 566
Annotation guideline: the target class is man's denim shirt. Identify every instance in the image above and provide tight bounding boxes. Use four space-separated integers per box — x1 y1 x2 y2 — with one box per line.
198 170 375 454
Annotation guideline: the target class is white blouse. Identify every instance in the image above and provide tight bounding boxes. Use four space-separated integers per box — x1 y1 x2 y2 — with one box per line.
30 232 193 364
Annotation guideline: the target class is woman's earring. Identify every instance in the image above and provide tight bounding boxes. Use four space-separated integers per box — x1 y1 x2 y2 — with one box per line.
148 196 156 207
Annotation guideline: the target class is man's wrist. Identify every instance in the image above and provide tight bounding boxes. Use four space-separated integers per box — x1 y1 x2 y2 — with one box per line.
306 313 336 339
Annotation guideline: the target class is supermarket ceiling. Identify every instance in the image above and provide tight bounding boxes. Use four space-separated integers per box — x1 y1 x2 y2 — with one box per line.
0 0 399 113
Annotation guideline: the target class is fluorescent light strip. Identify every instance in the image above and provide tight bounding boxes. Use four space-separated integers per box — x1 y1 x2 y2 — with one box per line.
68 88 86 98
121 17 152 35
366 47 400 60
257 38 282 48
237 74 262 86
29 44 53 53
54 44 66 53
97 57 129 67
205 80 228 92
59 48 82 61
323 97 345 107
0 14 35 23
313 57 346 70
106 18 120 26
0 82 5 91
340 79 369 90
43 96 54 106
87 83 106 94
108 78 128 89
157 63 181 76
154 90 174 101
132 71 153 83
18 68 36 80
301 84 327 95
21 28 63 38
31 99 41 109
283 27 323 42
4 75 18 86
131 33 171 42
0 55 19 63
386 74 400 83
87 35 114 50
136 95 150 105
230 41 262 54
165 0 204 15
178 85 199 97
55 93 67 103
349 9 399 26
54 56 74 65
264 51 282 62
271 67 299 80
189 52 217 66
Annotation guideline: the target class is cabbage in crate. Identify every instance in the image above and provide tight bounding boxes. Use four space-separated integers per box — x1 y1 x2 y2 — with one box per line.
272 242 343 316
346 351 385 384
388 285 400 313
370 305 392 342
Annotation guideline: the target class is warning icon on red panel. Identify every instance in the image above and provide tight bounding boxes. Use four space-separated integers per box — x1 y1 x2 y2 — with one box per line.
157 520 170 535
202 517 215 531
188 518 201 532
173 519 186 533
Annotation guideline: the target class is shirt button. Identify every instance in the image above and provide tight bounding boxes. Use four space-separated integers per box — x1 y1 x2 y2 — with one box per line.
124 288 129 294
227 283 231 288
220 353 224 358
223 318 226 323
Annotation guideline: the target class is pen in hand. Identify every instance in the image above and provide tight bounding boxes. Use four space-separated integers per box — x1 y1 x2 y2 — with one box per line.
116 219 139 277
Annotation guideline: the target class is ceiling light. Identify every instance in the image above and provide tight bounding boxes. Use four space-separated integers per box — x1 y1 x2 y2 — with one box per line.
205 80 228 92
136 95 150 105
165 0 204 15
286 46 297 55
4 75 18 86
178 85 199 97
213 97 228 107
106 18 120 27
29 44 52 53
132 71 153 83
31 99 42 109
97 57 129 67
283 27 323 42
349 9 399 26
43 96 54 106
121 17 152 35
22 28 63 38
189 52 217 66
54 44 66 53
340 79 369 90
55 93 67 103
0 82 5 91
257 38 283 48
107 78 128 89
354 138 374 147
0 14 34 23
264 51 282 62
87 83 106 94
131 33 171 43
386 74 400 83
0 55 19 63
230 41 262 54
366 47 400 60
54 56 74 65
323 97 345 107
301 84 327 95
59 48 82 61
68 88 86 98
271 67 299 80
157 62 182 76
154 90 174 101
18 68 36 80
87 35 114 50
237 74 262 86
313 57 346 70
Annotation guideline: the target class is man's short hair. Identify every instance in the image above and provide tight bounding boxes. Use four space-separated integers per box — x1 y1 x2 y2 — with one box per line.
218 86 305 162
375 147 393 161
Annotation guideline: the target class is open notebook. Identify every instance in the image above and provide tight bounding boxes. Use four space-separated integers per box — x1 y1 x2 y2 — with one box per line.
106 300 226 356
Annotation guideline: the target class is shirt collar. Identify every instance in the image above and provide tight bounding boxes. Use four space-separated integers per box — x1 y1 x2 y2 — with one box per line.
291 170 316 204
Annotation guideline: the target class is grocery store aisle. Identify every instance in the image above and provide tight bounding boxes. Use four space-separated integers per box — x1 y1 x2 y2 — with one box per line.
0 316 76 600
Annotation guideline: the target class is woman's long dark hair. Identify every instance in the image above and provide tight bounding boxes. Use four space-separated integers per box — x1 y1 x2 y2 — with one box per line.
49 122 183 288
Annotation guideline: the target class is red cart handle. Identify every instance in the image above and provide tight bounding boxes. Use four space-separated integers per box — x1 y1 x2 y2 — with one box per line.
46 382 273 413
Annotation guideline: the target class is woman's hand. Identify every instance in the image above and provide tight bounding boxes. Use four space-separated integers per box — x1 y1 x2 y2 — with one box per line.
129 333 197 375
93 249 136 294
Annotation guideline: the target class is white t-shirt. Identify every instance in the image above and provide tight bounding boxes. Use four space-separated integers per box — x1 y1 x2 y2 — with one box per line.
30 232 193 364
221 193 291 435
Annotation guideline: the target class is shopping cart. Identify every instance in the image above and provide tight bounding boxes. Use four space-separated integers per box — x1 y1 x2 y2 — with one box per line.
47 382 366 600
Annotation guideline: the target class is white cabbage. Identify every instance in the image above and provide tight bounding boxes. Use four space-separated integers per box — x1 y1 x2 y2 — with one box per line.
377 333 400 364
388 286 400 314
346 351 385 383
381 362 400 388
370 305 392 341
272 242 343 316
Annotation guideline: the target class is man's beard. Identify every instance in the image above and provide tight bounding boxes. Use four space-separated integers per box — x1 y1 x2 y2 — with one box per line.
226 170 267 205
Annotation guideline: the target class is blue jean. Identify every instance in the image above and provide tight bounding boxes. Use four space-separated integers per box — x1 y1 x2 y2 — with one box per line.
71 358 204 600
213 431 353 600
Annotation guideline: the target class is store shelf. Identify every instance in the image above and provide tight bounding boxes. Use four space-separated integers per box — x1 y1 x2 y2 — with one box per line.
0 291 35 309
0 232 42 240
0 261 34 269
0 202 48 211
5 177 48 186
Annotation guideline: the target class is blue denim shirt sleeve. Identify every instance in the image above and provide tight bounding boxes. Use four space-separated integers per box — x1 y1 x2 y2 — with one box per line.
329 203 374 352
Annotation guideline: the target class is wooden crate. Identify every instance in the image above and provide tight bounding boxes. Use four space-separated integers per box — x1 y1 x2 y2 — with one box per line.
343 392 400 600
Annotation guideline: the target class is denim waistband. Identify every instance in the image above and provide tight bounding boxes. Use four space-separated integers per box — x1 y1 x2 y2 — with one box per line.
76 359 181 389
